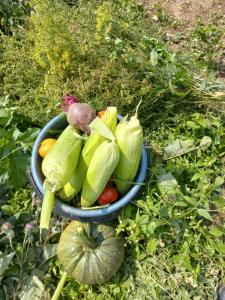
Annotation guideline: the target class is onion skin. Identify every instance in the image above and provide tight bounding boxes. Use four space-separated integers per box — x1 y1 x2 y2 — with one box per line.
67 103 96 133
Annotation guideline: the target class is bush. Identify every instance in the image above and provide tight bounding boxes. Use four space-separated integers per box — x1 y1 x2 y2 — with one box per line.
0 0 30 35
1 0 219 126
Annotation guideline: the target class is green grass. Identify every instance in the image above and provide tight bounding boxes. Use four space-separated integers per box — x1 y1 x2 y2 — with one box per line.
46 111 224 300
1 110 224 299
0 1 225 299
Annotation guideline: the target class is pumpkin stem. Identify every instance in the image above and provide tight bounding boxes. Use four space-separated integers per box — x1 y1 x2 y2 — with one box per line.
77 227 97 249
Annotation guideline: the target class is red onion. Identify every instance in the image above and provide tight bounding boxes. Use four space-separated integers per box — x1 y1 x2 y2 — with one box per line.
67 103 96 133
61 94 96 133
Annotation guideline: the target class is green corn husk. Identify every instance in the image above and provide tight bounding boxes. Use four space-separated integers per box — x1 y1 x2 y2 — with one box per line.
40 125 83 230
42 125 83 192
58 107 117 201
81 140 120 207
114 112 143 195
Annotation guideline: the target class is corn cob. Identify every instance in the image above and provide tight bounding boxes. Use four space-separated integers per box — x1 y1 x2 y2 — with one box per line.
58 107 117 201
81 140 120 207
40 125 83 230
42 125 83 192
114 113 143 195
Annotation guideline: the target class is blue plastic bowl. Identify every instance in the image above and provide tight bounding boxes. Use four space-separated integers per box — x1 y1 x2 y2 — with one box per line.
30 113 149 223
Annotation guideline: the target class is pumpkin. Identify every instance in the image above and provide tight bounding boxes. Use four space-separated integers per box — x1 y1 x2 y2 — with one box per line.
57 221 124 284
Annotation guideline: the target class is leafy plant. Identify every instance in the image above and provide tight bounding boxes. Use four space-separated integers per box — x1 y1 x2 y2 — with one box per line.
0 1 225 299
34 111 225 300
116 112 225 299
0 97 40 190
192 22 225 71
0 0 30 35
1 0 224 126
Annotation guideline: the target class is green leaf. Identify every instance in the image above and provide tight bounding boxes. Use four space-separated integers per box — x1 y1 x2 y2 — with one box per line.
186 120 200 129
0 108 14 127
174 201 187 207
150 49 158 66
122 205 132 219
191 172 202 182
197 209 212 221
140 214 149 225
9 150 30 189
183 196 198 206
214 176 224 187
216 242 225 254
163 139 194 159
72 130 87 141
113 287 120 294
160 206 168 217
199 136 212 150
0 172 9 185
20 128 40 145
214 196 225 208
157 173 178 194
89 117 115 141
12 128 22 141
43 244 57 262
0 252 15 276
172 254 192 271
194 115 210 127
146 239 157 254
147 221 157 234
202 156 216 166
135 209 141 223
210 227 225 237
19 275 47 300
115 38 122 45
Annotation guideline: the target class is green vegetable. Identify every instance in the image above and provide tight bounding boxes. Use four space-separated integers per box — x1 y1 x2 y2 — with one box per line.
42 125 83 192
57 221 124 284
40 125 83 230
114 106 143 194
58 107 118 201
81 140 120 207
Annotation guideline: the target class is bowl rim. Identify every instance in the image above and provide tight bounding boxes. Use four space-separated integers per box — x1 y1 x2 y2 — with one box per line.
31 113 149 219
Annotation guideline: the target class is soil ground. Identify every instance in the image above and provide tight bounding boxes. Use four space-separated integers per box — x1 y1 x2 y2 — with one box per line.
140 0 225 81
141 0 225 26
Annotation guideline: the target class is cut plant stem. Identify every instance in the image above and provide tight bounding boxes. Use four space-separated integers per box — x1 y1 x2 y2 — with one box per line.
40 189 55 231
51 271 67 300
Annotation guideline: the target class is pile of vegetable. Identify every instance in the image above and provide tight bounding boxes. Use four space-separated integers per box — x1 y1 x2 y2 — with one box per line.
35 95 144 299
39 96 143 231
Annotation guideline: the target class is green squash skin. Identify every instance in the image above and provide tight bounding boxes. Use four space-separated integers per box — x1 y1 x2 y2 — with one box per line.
57 221 125 284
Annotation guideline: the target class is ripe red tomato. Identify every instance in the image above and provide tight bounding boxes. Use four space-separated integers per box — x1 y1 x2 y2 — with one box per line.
97 187 119 205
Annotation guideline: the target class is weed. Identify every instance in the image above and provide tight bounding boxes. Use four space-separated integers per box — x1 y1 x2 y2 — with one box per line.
0 1 225 299
1 0 224 126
